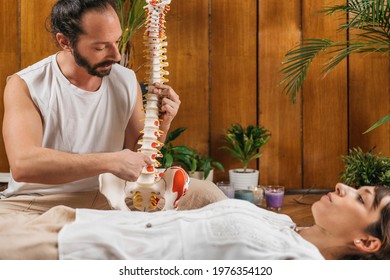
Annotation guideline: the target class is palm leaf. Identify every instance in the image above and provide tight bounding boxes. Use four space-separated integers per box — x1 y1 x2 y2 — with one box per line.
324 0 389 28
323 39 389 75
364 114 390 133
280 0 390 129
116 0 146 65
279 39 334 103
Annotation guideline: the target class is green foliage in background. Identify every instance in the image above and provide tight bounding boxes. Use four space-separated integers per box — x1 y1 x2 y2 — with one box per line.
159 128 224 179
220 124 271 172
340 147 390 188
116 0 146 68
279 0 390 132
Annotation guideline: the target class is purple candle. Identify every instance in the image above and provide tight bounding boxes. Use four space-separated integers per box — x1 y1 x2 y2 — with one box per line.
265 186 285 210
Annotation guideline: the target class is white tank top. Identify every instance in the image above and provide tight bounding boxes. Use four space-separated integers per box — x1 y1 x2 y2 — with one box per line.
2 54 138 197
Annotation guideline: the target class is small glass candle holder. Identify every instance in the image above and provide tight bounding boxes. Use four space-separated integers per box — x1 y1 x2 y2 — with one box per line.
247 185 264 206
264 185 285 210
216 181 235 198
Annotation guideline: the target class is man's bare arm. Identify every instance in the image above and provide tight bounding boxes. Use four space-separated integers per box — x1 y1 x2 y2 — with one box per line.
3 75 151 184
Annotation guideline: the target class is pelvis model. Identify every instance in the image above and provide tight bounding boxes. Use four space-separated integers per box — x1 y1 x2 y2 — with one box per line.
99 0 189 212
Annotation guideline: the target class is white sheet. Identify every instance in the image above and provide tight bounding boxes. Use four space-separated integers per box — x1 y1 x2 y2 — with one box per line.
58 199 324 260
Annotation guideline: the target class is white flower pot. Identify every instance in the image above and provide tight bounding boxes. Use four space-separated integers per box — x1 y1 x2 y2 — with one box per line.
189 169 214 182
229 169 259 190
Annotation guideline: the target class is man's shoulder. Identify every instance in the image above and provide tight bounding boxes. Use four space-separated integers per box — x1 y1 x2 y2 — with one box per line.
111 63 136 77
112 63 134 74
17 55 55 77
107 64 137 86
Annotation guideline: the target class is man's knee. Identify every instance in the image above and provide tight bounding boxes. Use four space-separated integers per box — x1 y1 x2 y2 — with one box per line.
177 179 228 210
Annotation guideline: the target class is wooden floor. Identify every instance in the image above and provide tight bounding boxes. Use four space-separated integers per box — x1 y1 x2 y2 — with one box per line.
258 193 323 226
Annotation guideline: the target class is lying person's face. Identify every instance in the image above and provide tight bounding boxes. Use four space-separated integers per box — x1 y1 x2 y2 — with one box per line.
312 183 390 241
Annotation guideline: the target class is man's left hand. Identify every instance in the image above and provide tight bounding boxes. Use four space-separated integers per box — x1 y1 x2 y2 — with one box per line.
152 83 180 126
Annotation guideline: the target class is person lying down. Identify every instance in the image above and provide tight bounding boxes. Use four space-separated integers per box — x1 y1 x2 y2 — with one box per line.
1 183 389 260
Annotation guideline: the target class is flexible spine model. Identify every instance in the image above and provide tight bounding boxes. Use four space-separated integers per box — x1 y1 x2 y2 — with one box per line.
132 0 171 210
99 0 189 212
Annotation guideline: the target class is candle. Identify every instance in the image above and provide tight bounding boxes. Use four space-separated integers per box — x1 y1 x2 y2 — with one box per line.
234 190 254 203
265 186 285 210
216 182 235 198
248 185 264 206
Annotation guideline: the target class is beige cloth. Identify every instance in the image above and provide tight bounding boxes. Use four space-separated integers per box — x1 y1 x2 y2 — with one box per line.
0 178 227 214
0 190 111 214
0 179 227 260
0 205 75 260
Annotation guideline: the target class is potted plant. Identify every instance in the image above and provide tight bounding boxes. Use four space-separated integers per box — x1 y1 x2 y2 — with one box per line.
158 128 224 181
158 127 196 170
340 147 390 188
279 0 390 132
116 0 146 68
220 123 271 190
188 153 225 182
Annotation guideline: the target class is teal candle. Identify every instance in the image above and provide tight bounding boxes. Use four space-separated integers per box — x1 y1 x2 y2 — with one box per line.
234 190 254 203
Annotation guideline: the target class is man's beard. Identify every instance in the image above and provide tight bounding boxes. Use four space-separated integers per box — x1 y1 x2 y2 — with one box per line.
73 47 118 78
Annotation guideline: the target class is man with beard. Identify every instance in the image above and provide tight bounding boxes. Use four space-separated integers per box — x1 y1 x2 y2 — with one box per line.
0 0 226 214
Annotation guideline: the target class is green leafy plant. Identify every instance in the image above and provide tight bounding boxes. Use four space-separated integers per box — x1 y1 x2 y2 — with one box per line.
340 147 390 188
159 127 196 169
191 153 225 180
116 0 146 68
159 128 224 179
220 123 271 172
279 0 390 132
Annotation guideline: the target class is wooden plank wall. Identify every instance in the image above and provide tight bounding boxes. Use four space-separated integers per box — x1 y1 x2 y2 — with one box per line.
0 0 18 171
0 0 389 189
209 0 258 177
301 0 349 188
258 0 303 188
20 0 59 69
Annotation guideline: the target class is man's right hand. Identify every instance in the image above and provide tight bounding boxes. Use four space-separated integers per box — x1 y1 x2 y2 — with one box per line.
112 149 153 182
